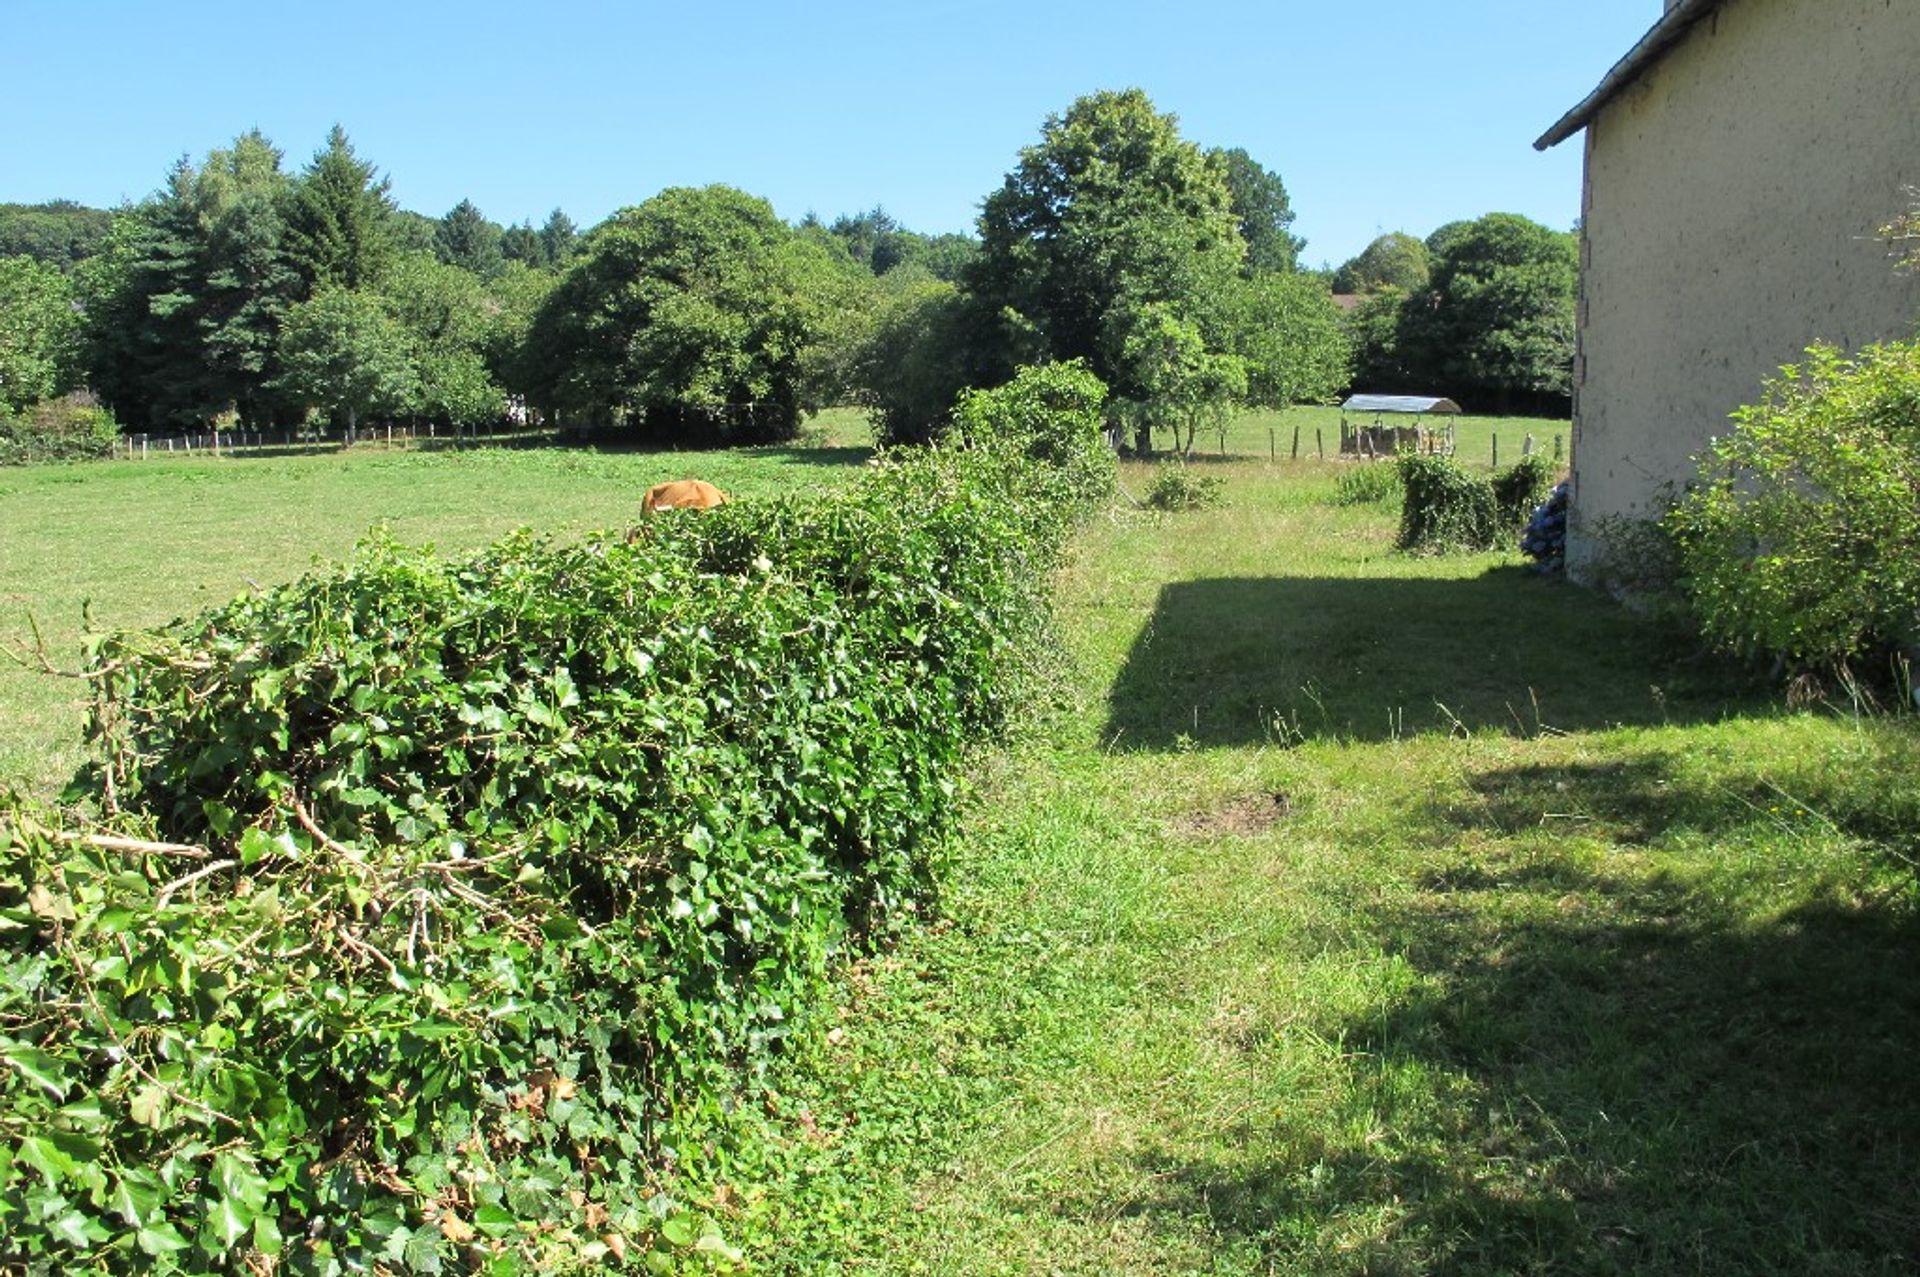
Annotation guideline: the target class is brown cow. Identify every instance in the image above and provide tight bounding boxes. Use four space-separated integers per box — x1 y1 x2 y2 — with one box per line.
641 479 729 514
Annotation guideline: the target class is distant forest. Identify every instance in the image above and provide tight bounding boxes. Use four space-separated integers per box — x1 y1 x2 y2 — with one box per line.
0 92 1576 454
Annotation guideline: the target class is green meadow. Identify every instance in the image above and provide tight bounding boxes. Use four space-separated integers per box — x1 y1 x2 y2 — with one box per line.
3 424 1914 1273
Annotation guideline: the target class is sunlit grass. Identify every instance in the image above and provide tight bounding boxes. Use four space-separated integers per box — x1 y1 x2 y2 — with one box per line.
718 457 1920 1276
0 437 869 796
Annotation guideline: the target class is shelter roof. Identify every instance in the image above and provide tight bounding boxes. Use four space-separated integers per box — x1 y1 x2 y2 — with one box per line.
1535 0 1726 150
1341 395 1462 415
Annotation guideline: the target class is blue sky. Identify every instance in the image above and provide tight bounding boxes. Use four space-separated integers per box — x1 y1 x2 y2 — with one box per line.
3 1 1654 268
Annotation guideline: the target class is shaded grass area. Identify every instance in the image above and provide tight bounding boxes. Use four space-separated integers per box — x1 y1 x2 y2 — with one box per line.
712 460 1919 1274
1104 571 1732 748
0 441 867 797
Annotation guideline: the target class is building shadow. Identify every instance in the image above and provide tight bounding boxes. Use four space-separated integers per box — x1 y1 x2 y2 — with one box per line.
1102 571 1758 749
1107 771 1920 1268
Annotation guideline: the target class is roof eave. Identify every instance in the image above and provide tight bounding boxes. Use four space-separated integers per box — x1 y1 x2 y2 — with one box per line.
1534 0 1726 150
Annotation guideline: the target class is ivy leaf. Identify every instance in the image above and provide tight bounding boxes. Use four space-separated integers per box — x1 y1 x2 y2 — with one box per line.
473 1203 517 1238
110 1172 165 1227
136 1220 193 1255
3 1043 71 1100
253 1212 285 1256
204 1191 257 1251
15 1134 75 1183
129 1084 170 1130
49 1208 111 1249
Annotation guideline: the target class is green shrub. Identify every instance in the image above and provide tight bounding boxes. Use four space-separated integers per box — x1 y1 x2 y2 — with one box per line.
1396 453 1499 552
1492 453 1556 527
1331 461 1403 506
1667 340 1920 677
1144 461 1224 511
0 392 119 465
2 366 1109 1271
950 359 1115 514
1397 453 1560 554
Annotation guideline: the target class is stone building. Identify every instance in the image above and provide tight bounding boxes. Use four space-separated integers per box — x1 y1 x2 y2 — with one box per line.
1536 0 1920 580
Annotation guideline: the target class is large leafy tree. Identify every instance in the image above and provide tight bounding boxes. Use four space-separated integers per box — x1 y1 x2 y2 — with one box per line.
1229 270 1351 411
849 272 999 446
0 255 81 410
1333 232 1430 295
970 88 1248 447
379 251 504 427
1400 212 1577 411
282 126 398 295
524 185 835 443
1343 285 1416 392
275 288 417 434
1212 147 1303 275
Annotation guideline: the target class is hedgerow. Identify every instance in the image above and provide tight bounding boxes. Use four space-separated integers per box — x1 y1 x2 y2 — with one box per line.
0 363 1112 1272
0 393 120 466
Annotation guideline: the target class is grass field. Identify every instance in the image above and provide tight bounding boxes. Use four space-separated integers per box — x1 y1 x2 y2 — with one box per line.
6 412 1913 1274
702 454 1918 1273
0 433 870 796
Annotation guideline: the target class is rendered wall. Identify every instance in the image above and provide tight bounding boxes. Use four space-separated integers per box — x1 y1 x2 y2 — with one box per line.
1566 0 1920 580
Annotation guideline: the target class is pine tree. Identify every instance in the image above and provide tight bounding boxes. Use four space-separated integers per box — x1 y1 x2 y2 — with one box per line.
433 199 504 277
282 126 397 294
537 209 578 268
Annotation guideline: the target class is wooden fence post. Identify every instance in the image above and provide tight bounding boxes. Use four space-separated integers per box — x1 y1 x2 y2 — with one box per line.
1315 427 1324 460
1291 424 1300 460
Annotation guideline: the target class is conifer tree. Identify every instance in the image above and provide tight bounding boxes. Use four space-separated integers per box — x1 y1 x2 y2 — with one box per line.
282 126 397 294
433 199 503 277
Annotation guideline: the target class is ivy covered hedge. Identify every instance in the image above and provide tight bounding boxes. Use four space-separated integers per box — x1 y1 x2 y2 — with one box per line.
1396 452 1556 554
1 363 1112 1272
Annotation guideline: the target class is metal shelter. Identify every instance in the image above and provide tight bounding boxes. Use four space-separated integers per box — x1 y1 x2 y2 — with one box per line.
1338 394 1462 458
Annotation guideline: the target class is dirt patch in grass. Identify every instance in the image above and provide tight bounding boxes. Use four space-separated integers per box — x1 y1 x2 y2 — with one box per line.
1172 790 1291 838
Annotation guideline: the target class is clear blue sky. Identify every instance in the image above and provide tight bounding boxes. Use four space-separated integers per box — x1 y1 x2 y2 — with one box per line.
3 1 1654 268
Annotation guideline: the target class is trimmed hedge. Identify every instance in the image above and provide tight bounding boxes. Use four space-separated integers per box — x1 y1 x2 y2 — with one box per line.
1 364 1112 1272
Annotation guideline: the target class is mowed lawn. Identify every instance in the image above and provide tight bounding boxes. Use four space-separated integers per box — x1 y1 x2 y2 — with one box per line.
0 432 870 797
713 455 1920 1274
5 419 1916 1274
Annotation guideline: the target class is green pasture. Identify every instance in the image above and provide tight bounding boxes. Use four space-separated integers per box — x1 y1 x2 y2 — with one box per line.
5 412 1912 1274
0 436 868 797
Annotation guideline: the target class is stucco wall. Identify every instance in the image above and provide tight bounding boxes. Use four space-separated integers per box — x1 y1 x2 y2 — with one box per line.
1566 0 1920 580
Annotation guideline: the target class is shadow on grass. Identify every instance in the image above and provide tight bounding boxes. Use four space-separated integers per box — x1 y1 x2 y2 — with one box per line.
1103 570 1759 749
1119 796 1920 1271
1452 746 1920 868
742 445 872 469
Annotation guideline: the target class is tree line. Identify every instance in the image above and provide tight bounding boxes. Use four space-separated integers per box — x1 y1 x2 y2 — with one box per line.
1335 218 1579 417
0 91 1578 453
